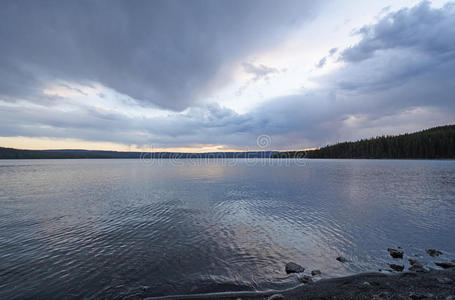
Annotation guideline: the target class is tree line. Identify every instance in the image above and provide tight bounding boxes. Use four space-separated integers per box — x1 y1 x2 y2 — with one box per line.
273 124 455 159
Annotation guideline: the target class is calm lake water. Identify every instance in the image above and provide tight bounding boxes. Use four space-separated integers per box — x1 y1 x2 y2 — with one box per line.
1 159 455 299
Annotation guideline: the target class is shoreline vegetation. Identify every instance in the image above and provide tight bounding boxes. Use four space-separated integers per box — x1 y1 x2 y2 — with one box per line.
0 125 454 160
273 124 455 160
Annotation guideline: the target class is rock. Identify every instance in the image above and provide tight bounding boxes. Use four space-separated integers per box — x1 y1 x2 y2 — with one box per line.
285 262 305 274
434 261 455 269
409 264 428 273
387 248 404 258
298 275 313 284
336 256 348 263
389 264 404 272
436 277 453 284
311 269 321 276
267 294 285 300
426 249 442 257
409 259 417 265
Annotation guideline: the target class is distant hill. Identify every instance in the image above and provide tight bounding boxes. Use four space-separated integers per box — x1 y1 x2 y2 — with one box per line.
0 147 278 159
273 124 455 159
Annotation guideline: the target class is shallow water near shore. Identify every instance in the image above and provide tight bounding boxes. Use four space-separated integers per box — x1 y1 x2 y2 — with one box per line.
1 159 455 299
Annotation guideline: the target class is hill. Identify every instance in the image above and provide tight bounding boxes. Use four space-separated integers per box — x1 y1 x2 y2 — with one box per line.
0 148 278 159
273 124 455 159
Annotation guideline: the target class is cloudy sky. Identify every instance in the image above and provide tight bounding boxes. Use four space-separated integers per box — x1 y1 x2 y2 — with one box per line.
1 0 454 152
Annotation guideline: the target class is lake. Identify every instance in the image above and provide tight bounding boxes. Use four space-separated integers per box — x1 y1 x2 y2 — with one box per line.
1 159 454 299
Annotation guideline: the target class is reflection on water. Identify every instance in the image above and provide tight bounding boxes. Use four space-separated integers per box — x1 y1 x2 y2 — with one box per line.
1 159 455 299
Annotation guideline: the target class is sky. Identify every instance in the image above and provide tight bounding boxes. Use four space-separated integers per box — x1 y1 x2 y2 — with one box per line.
0 0 454 152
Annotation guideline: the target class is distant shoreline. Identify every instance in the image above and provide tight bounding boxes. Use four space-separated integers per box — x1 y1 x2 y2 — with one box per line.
273 124 455 160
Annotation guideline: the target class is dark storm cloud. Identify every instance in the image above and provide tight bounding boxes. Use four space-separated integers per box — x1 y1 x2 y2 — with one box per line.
330 1 455 108
0 0 320 110
341 1 455 63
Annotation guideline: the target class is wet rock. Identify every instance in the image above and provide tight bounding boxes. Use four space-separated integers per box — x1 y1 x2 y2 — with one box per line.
409 264 428 273
387 248 404 258
409 259 418 265
434 261 455 269
389 264 404 272
336 256 348 263
426 249 442 257
285 262 305 274
311 269 321 276
298 275 313 284
267 294 285 300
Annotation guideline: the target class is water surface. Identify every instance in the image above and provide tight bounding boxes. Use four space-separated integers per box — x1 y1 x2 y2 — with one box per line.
1 159 454 299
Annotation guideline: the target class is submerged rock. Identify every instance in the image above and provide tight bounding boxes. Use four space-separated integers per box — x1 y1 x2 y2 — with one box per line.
389 264 404 272
387 248 404 259
267 294 285 300
298 275 313 284
426 249 442 257
285 262 305 274
409 264 428 273
336 256 348 263
435 262 455 269
311 269 321 276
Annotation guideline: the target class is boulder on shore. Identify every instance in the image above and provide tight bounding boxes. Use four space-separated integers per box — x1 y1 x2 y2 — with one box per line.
285 262 305 274
426 249 442 257
434 262 455 269
387 248 404 259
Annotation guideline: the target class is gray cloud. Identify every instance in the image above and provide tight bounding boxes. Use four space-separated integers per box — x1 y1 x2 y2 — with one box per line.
341 1 455 63
316 57 327 68
242 63 279 81
1 1 455 150
0 0 321 111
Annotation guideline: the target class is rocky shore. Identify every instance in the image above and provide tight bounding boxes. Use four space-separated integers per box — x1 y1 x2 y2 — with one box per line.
144 268 455 300
139 248 455 300
255 267 455 300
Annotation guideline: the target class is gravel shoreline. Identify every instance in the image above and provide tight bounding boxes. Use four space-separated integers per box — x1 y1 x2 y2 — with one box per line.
143 268 455 300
